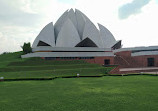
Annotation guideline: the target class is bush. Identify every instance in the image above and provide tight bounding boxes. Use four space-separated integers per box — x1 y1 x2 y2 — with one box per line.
21 42 32 54
2 52 11 55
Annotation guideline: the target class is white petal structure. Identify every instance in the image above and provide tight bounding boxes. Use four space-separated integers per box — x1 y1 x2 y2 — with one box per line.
32 8 120 49
82 20 103 48
32 22 55 48
98 23 116 48
54 9 78 41
54 10 69 40
56 19 81 47
75 9 91 22
75 9 86 39
68 9 78 30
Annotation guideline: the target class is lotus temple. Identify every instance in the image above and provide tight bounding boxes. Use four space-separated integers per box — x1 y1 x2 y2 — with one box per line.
22 9 158 71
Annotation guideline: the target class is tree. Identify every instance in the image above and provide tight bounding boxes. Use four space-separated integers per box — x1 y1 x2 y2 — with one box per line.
21 42 32 54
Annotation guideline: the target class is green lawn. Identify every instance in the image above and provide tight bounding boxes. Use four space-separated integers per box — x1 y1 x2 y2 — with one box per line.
0 76 158 111
0 52 158 111
0 67 109 79
0 52 113 79
0 52 23 68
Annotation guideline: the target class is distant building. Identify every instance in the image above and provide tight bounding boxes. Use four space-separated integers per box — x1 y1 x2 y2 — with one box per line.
114 46 158 68
22 8 158 68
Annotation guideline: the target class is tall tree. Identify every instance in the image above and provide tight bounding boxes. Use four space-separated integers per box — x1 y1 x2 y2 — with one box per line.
21 42 32 54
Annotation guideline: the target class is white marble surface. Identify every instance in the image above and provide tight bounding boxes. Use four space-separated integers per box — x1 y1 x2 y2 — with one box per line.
54 10 69 39
32 8 119 49
56 19 80 47
21 51 114 58
98 23 116 48
32 22 55 48
82 20 103 48
75 9 86 39
32 47 112 52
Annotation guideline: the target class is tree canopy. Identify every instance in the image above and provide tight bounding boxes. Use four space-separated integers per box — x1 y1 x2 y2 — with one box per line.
21 42 32 54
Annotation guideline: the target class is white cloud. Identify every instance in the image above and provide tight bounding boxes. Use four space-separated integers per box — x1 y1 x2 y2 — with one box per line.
0 25 37 54
0 32 3 38
113 0 158 47
0 32 19 54
119 0 151 19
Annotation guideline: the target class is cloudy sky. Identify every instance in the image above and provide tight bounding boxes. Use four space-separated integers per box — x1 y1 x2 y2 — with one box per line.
0 0 158 53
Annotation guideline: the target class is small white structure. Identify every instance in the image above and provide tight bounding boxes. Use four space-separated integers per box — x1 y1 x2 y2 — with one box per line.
0 77 4 81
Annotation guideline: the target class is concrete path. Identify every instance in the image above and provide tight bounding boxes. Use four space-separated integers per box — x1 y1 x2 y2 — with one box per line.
120 67 158 72
143 72 158 74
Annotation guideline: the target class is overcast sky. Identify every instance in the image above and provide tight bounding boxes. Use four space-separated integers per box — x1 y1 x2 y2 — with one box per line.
0 0 158 53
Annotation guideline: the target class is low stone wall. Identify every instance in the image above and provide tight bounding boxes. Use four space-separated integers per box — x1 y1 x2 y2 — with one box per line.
43 56 114 65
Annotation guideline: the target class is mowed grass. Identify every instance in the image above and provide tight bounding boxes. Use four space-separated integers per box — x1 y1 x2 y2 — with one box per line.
0 52 23 68
0 52 113 79
0 76 158 111
0 67 109 79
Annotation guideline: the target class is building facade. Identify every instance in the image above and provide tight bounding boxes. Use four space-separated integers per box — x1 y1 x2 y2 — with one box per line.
22 9 158 68
22 9 121 65
114 46 158 68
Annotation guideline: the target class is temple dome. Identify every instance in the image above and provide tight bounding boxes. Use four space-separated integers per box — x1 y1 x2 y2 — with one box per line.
32 8 121 49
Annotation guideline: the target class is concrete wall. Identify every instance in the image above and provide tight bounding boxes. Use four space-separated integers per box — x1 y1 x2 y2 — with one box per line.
114 46 158 53
21 51 114 58
32 47 112 52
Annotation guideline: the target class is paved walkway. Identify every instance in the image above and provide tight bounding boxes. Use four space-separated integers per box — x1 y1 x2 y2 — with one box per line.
143 72 158 74
120 67 158 72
